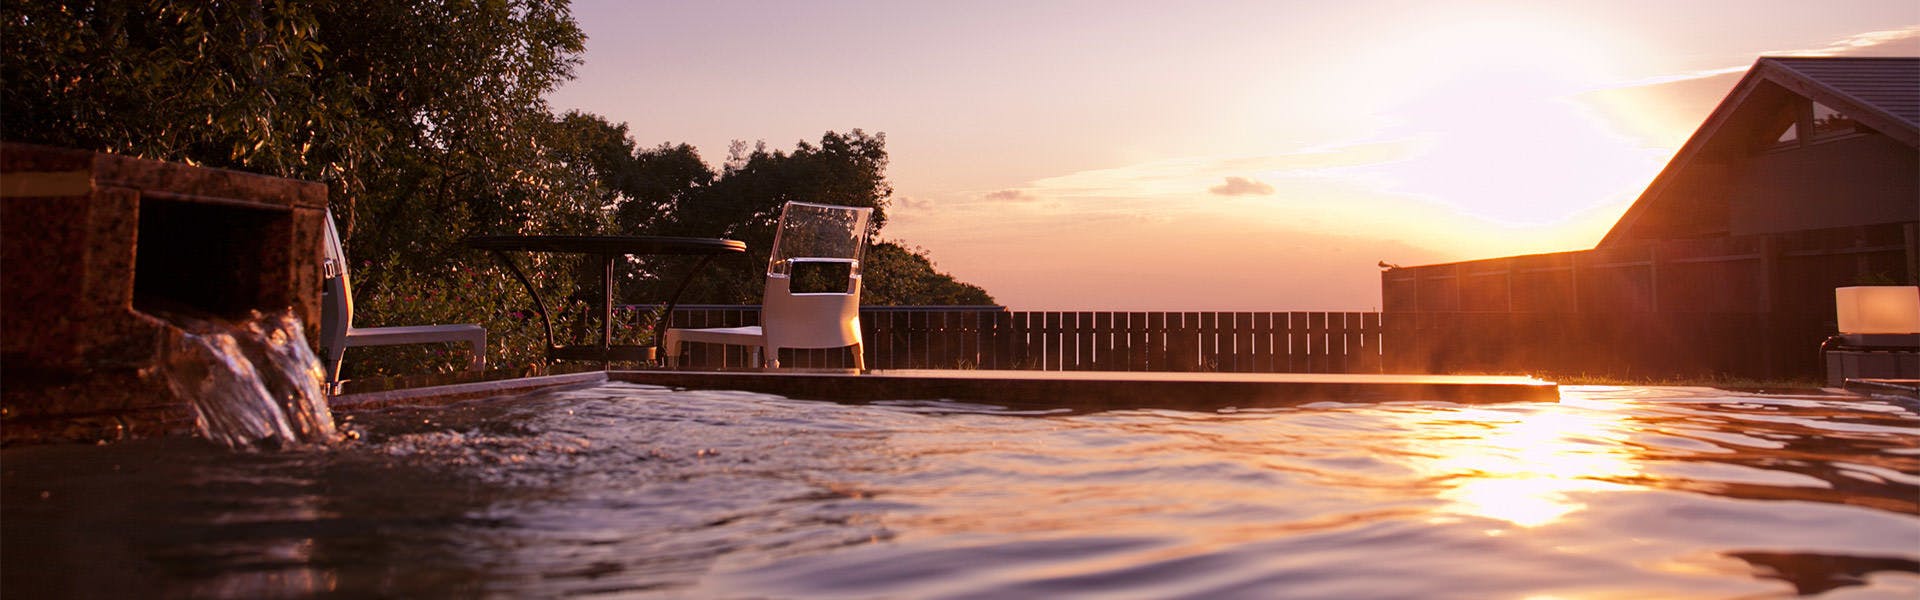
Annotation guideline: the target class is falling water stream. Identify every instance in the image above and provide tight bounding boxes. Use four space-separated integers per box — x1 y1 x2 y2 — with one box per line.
149 310 339 449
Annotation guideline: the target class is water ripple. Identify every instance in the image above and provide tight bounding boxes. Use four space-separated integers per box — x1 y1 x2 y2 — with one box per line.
4 382 1917 598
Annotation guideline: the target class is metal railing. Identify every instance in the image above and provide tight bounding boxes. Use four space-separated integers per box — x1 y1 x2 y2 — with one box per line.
646 305 1384 372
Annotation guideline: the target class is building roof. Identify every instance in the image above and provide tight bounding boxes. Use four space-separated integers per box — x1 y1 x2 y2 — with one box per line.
1599 56 1919 247
1765 57 1920 134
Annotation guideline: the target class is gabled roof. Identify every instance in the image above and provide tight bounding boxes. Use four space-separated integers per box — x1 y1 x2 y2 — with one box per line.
1765 57 1920 134
1599 57 1920 247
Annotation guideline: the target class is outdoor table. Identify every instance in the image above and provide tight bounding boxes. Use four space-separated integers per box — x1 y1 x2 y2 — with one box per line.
463 235 747 365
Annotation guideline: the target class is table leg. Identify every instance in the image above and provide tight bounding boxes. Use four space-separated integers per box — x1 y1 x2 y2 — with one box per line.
653 254 721 365
488 250 557 357
601 254 615 368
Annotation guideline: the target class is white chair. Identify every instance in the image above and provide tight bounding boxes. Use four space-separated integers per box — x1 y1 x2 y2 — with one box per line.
664 201 872 370
320 211 486 385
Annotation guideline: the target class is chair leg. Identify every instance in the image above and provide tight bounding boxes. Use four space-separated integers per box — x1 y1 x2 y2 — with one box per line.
324 343 347 386
465 332 487 372
852 342 865 372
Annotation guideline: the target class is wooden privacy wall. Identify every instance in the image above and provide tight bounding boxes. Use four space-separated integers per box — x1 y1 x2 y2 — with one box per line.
651 307 1385 373
1381 223 1919 379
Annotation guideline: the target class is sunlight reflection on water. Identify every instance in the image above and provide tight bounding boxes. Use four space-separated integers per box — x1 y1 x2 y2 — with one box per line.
3 383 1917 598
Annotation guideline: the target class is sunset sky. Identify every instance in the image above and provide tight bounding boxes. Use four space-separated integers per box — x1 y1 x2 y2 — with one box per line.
547 0 1920 310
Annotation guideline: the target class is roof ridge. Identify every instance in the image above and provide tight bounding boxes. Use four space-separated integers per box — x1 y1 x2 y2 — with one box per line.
1760 56 1920 60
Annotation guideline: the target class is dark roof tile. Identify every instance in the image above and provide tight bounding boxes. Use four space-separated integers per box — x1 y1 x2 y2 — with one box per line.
1765 57 1920 127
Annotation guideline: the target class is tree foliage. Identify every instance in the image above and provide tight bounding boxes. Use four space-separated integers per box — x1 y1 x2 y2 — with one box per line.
4 0 592 260
3 0 364 180
863 242 995 306
3 0 994 378
639 130 894 303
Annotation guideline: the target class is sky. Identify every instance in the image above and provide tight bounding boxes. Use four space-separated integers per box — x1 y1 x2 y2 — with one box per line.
546 0 1920 311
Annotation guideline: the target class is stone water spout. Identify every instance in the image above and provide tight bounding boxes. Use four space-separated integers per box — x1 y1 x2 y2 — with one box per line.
1 143 335 447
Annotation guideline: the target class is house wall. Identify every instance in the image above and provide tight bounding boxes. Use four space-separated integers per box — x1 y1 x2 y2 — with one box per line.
1380 223 1918 379
1732 134 1919 235
1615 163 1736 242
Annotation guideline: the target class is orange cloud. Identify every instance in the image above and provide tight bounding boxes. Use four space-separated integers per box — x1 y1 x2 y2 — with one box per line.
1209 176 1275 196
984 189 1036 202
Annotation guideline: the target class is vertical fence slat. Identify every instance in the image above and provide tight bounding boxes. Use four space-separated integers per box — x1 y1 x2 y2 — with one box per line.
1313 312 1332 373
1244 311 1259 373
872 310 891 369
1175 311 1190 373
1008 310 1026 369
960 310 979 369
1191 312 1209 372
1146 312 1168 371
926 310 949 369
1008 312 1027 370
1283 311 1304 373
948 310 966 369
1045 312 1065 371
1342 311 1363 374
1359 312 1381 373
1070 311 1092 371
1328 312 1347 374
1021 311 1036 370
944 310 964 369
997 309 1014 369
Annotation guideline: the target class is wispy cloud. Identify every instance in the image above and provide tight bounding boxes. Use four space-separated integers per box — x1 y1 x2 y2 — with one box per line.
1578 25 1920 151
1785 25 1920 56
1209 176 1274 196
1608 25 1920 89
893 195 932 211
984 189 1037 202
1006 141 1420 203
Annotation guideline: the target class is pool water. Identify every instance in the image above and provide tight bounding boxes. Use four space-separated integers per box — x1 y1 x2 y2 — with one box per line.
5 383 1917 598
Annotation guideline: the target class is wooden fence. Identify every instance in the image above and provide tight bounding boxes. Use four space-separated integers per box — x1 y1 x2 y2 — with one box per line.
645 306 1384 373
1382 222 1919 379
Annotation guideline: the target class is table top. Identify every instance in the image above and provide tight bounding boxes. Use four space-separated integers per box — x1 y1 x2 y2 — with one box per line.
464 235 746 256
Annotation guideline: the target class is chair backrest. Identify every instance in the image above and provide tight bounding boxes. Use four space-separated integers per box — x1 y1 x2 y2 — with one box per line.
320 211 353 350
761 202 872 350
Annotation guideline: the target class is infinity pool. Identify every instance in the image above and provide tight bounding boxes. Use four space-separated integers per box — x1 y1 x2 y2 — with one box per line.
5 383 1917 598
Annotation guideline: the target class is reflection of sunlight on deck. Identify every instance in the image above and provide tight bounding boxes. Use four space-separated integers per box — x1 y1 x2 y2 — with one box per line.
1411 401 1641 528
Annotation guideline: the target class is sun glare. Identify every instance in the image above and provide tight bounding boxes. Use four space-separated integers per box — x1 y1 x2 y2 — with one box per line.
1405 404 1642 528
1319 7 1663 241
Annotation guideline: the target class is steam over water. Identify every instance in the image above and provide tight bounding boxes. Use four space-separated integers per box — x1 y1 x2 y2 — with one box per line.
5 383 1917 597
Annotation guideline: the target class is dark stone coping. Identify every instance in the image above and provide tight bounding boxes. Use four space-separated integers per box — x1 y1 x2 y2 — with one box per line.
1842 378 1920 401
608 369 1560 411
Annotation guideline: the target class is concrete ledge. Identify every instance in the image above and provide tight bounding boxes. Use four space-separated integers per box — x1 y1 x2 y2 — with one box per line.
611 369 1559 411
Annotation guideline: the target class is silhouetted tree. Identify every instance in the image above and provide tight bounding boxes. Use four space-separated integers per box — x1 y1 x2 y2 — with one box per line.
617 142 715 233
863 242 996 306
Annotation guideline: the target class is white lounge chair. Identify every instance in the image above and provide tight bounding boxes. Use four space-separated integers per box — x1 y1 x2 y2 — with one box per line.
320 211 486 385
664 201 872 370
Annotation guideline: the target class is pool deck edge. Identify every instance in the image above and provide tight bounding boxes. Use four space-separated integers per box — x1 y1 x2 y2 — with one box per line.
609 369 1559 410
330 371 610 411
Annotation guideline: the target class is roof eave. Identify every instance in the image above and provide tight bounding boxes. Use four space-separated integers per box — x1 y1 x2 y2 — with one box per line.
1596 57 1920 248
1597 60 1770 247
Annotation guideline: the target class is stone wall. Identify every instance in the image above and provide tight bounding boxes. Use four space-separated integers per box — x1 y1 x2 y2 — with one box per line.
1 143 327 443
